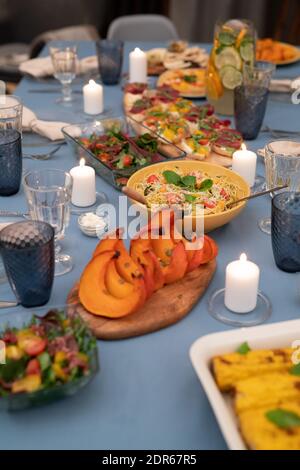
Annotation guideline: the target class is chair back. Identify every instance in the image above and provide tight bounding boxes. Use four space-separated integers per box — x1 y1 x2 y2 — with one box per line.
107 14 179 41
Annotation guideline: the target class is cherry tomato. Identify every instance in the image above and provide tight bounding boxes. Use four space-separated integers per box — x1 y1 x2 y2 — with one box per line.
204 200 216 209
199 139 209 145
220 188 230 200
147 174 159 184
99 153 111 163
122 155 133 167
221 119 231 127
22 336 47 357
26 358 41 376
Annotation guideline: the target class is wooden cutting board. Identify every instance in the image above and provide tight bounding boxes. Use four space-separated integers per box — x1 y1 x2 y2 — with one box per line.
67 259 216 340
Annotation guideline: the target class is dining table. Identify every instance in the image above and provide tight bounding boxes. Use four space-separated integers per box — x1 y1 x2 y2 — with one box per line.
0 41 300 451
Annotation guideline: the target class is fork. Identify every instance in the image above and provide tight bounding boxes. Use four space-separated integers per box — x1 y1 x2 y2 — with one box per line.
23 143 63 160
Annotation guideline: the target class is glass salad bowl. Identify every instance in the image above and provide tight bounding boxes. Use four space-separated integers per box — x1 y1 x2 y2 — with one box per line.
0 304 99 411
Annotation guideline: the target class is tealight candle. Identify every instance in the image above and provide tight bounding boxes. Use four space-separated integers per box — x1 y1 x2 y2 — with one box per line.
70 159 96 207
83 79 103 115
232 144 257 187
129 47 147 83
224 253 260 313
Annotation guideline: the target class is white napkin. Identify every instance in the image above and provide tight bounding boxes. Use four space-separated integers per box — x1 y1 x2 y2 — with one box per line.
19 55 98 78
22 106 69 141
270 77 300 93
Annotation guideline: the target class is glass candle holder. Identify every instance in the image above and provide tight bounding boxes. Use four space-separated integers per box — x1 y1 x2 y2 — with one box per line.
0 221 55 307
0 95 22 196
234 61 275 140
96 40 124 85
272 192 300 273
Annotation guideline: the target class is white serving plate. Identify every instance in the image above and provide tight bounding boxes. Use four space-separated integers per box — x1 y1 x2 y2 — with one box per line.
189 319 300 450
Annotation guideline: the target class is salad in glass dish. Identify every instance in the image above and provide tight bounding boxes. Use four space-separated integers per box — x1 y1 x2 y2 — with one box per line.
0 307 98 410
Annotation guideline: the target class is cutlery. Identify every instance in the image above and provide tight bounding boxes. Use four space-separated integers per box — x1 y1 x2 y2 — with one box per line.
0 300 19 308
261 125 300 138
0 206 90 218
226 185 289 209
27 89 82 94
23 143 63 160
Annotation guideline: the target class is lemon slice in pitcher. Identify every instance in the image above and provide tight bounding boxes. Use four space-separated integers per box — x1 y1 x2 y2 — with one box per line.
240 41 254 63
221 67 242 90
215 46 242 70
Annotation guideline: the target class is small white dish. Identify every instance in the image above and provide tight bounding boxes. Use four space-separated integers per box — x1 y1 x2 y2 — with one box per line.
78 212 108 238
189 319 300 450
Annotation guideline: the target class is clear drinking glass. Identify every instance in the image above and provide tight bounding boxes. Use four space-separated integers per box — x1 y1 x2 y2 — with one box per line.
23 169 73 276
0 95 23 195
49 43 77 104
258 141 300 234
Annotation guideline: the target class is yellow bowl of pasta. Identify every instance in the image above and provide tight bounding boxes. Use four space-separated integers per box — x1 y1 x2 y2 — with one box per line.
126 160 250 233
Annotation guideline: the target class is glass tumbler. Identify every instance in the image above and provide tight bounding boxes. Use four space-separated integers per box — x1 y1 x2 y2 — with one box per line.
234 61 275 140
272 192 300 273
96 40 124 85
0 95 22 196
23 169 73 276
0 221 55 307
49 42 77 103
259 141 300 234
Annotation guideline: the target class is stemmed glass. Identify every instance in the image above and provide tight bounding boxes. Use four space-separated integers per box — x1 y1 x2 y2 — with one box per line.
258 140 300 234
49 42 77 104
23 169 73 276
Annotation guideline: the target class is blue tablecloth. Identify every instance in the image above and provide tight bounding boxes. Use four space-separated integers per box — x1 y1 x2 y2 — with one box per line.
0 42 300 450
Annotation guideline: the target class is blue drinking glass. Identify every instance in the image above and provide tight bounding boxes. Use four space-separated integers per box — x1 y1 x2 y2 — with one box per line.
272 192 300 273
234 61 275 140
0 95 22 195
96 40 124 85
0 221 55 307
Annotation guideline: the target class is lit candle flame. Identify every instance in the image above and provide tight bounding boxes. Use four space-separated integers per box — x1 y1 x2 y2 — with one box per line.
240 253 247 262
88 79 96 86
241 143 247 151
80 158 85 167
134 47 142 54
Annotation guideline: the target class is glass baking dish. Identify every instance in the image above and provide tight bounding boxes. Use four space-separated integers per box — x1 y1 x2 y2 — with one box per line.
0 304 99 411
62 117 186 190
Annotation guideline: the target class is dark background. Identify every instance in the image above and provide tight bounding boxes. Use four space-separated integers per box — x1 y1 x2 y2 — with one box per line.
0 0 299 45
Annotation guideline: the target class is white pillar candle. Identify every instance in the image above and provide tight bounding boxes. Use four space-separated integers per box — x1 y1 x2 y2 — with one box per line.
70 158 96 207
232 144 257 187
83 79 103 115
129 47 147 83
224 253 260 313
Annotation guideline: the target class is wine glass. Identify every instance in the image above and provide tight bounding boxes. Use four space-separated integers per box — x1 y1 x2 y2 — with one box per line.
258 140 300 234
49 43 77 104
23 169 73 276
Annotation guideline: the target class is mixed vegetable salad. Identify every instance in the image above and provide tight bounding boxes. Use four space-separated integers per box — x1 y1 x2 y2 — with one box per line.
0 310 97 397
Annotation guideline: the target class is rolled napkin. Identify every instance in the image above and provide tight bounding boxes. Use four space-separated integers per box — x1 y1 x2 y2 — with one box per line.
19 55 98 78
22 107 69 141
270 76 300 93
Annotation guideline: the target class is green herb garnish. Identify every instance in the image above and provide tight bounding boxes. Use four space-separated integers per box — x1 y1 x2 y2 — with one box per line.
181 175 196 188
136 133 158 153
163 170 182 186
266 409 300 428
199 179 213 191
290 363 300 376
184 194 197 203
183 74 197 83
236 342 251 355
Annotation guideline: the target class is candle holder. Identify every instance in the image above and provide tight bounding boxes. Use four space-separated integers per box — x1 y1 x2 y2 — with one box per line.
71 191 108 215
208 288 272 327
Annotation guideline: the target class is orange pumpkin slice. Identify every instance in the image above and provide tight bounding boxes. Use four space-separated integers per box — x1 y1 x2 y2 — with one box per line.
79 251 145 318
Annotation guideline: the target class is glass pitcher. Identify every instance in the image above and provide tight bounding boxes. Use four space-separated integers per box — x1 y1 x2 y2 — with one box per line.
206 19 256 115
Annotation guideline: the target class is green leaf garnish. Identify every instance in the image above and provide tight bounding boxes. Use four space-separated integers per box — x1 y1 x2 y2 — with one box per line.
184 194 196 203
38 352 51 372
181 175 196 189
266 409 300 428
290 363 300 376
199 179 213 191
163 170 182 186
236 342 251 355
183 74 197 83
